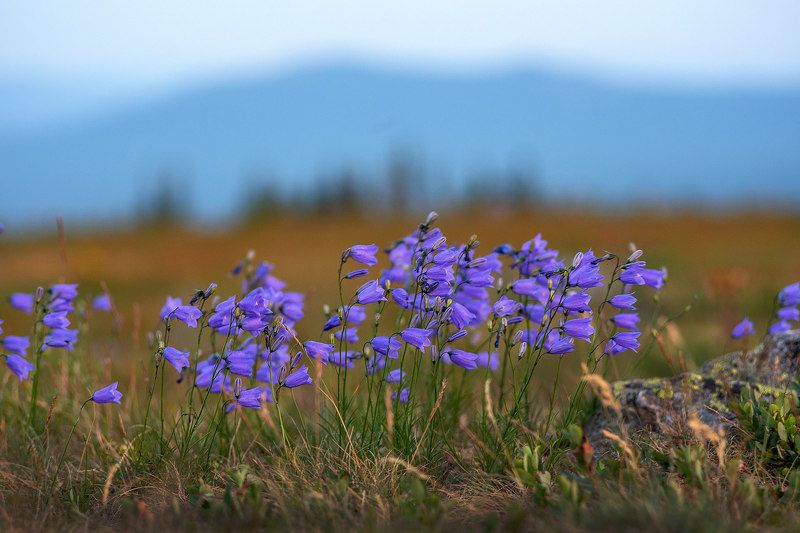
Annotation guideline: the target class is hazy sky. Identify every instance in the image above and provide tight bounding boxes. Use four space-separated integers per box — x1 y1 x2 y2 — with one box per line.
2 1 800 88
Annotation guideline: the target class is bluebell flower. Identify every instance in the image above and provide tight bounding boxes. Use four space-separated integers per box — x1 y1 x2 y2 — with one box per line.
605 331 641 355
731 317 755 339
476 351 499 371
334 327 359 343
778 307 800 322
609 293 637 310
386 368 406 383
163 346 190 373
43 311 70 329
493 295 521 317
510 279 549 301
170 305 203 328
91 382 123 404
446 349 479 370
92 294 113 312
770 321 793 335
159 296 183 320
327 350 356 368
366 353 387 375
619 264 645 285
284 365 313 388
44 328 79 350
779 282 800 307
391 288 411 309
641 268 667 290
304 341 335 363
345 269 369 279
611 313 641 331
195 367 230 393
323 314 342 331
356 280 387 305
346 244 380 266
370 336 402 358
568 251 604 288
392 387 410 403
543 331 575 355
562 317 594 341
9 293 34 314
447 329 468 343
450 302 477 329
561 292 592 313
2 335 29 356
401 328 433 351
5 354 34 381
225 349 257 377
257 361 282 384
227 382 262 413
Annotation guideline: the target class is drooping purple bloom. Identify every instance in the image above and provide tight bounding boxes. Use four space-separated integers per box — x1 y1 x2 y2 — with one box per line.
543 331 575 355
385 368 406 383
44 328 79 350
256 362 282 384
401 328 433 351
304 341 335 363
611 313 641 331
9 293 34 314
641 268 667 290
569 255 604 289
160 296 183 320
344 305 367 325
392 387 410 403
163 346 191 373
92 294 113 312
91 382 123 404
5 354 34 381
391 288 411 309
284 365 313 388
225 349 257 377
370 336 402 358
345 269 369 279
356 280 387 305
195 367 230 393
609 293 637 310
731 317 755 339
561 292 591 313
509 279 548 301
562 317 595 342
493 295 521 317
346 244 380 266
327 350 356 368
476 351 499 371
334 327 359 343
43 311 71 329
227 385 263 413
605 331 641 355
779 282 800 307
171 305 203 328
2 335 29 356
450 301 476 329
366 353 387 375
777 307 800 322
770 321 793 335
617 262 643 286
446 349 478 370
50 283 79 302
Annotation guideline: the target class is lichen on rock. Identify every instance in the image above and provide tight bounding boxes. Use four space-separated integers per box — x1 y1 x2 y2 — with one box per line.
584 330 800 455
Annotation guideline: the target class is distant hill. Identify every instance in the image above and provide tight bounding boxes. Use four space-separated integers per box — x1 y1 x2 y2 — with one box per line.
1 64 799 226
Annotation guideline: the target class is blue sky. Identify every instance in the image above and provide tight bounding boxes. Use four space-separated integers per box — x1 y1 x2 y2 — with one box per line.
2 1 800 90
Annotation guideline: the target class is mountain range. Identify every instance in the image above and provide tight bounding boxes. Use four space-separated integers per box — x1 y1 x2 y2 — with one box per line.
1 64 799 226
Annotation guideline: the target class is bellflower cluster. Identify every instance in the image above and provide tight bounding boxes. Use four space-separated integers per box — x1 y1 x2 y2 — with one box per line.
770 282 800 335
43 284 80 351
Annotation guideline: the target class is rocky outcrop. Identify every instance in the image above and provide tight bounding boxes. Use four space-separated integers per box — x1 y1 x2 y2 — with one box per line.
584 331 800 455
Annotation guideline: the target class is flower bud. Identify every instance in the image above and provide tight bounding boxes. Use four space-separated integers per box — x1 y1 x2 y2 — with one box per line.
468 257 486 268
291 352 302 367
572 251 583 268
322 304 330 315
425 211 439 226
512 330 524 345
518 341 528 358
35 286 45 302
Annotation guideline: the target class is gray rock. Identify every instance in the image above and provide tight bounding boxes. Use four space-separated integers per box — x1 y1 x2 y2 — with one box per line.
584 330 800 456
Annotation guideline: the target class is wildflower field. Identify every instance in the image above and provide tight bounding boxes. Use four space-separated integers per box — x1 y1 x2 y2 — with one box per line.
1 209 799 532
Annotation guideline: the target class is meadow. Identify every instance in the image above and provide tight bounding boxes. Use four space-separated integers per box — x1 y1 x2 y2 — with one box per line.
0 207 799 531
